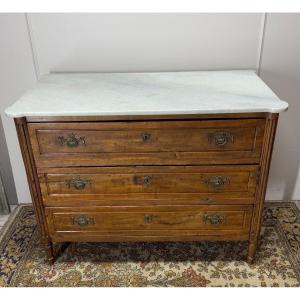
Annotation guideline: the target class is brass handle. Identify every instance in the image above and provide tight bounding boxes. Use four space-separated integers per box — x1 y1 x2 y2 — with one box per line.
144 214 154 223
72 215 95 227
208 131 234 146
66 177 91 190
58 133 86 148
202 175 230 188
142 132 151 142
203 213 225 225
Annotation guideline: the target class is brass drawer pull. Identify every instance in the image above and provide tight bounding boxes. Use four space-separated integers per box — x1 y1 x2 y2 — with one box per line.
72 215 95 227
66 177 91 190
208 131 234 146
142 132 151 142
202 175 230 188
203 213 226 225
144 214 154 223
58 133 86 148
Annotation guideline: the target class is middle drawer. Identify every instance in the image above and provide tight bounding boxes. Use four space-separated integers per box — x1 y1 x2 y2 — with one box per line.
39 165 258 206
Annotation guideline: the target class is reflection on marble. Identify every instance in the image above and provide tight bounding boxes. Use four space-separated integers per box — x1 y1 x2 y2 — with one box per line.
5 70 288 117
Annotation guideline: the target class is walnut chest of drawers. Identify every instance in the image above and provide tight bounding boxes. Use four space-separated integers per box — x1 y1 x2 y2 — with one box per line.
6 71 288 264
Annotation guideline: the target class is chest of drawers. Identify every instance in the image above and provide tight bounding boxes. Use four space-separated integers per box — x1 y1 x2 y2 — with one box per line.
6 71 288 264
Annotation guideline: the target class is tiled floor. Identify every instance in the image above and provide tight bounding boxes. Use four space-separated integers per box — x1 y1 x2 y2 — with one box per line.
0 205 17 230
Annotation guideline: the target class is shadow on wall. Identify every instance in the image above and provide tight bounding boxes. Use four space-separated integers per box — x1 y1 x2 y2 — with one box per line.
0 115 18 205
263 71 300 201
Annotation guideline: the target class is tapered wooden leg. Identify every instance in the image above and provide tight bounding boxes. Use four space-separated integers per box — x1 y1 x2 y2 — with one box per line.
247 240 257 264
44 241 55 264
43 241 72 264
247 114 278 265
15 118 54 265
40 235 55 264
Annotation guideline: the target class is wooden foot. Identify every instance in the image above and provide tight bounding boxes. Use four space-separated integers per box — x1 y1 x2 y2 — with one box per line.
247 240 257 264
44 241 55 265
44 241 72 264
247 255 255 264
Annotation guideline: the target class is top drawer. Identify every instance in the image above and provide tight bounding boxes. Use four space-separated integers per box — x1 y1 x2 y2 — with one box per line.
28 119 265 167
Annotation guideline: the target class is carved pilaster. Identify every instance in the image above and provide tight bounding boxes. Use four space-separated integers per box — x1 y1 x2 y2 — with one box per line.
247 113 278 263
14 117 54 263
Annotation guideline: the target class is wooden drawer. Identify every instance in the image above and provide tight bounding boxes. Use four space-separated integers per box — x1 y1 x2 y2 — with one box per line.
39 165 258 206
46 205 253 242
29 119 265 167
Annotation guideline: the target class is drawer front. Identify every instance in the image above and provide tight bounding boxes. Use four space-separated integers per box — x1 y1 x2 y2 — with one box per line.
39 165 258 206
29 119 265 167
46 205 253 242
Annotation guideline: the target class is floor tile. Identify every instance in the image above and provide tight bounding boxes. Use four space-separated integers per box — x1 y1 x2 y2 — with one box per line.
0 205 17 226
0 214 9 226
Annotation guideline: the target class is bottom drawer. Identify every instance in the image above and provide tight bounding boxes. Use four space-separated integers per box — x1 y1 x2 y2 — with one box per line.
46 205 253 242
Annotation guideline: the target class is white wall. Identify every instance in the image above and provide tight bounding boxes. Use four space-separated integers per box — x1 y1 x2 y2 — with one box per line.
0 13 299 203
0 14 37 204
28 13 263 75
260 14 300 200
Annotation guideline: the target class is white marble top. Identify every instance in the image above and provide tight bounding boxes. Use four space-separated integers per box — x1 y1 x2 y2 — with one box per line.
5 70 288 118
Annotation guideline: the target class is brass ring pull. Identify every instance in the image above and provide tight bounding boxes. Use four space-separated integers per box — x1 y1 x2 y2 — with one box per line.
72 215 95 227
142 132 151 142
208 131 234 146
203 213 225 225
202 175 230 189
58 133 86 148
66 177 91 190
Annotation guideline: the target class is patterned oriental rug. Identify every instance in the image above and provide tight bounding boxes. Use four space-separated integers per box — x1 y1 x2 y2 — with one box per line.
0 202 300 287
